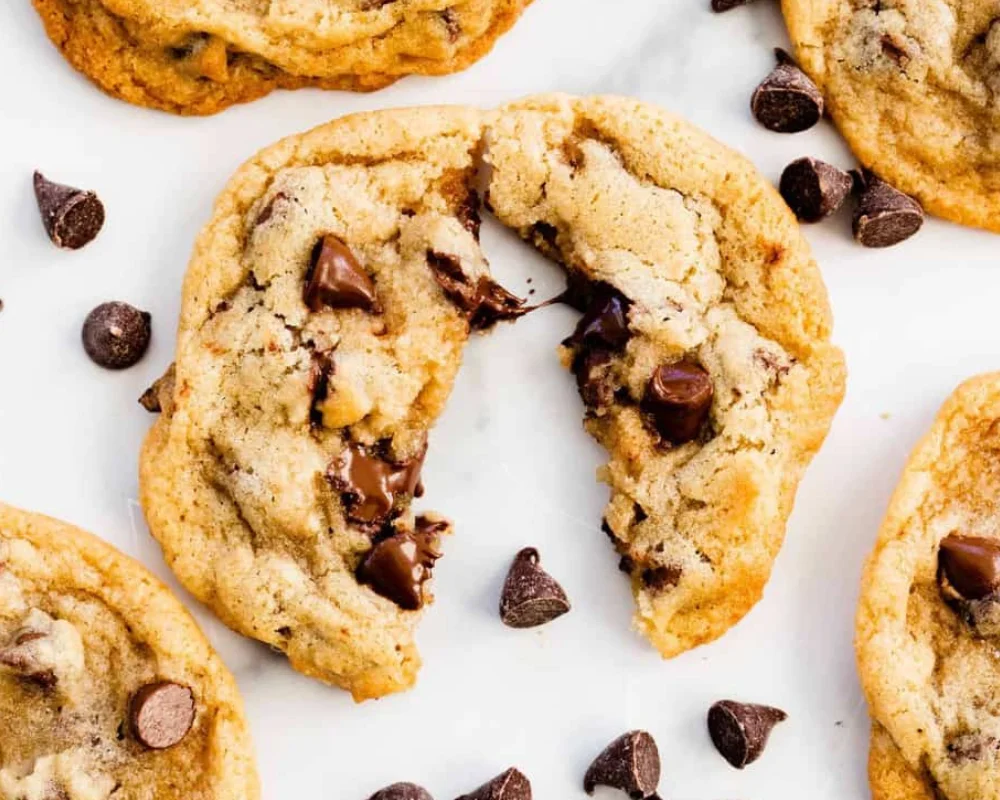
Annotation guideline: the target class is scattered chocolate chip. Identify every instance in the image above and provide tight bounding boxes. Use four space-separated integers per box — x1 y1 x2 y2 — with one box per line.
357 517 446 610
567 285 632 350
309 350 336 429
138 364 176 414
707 700 787 769
33 172 105 250
574 349 616 410
129 681 195 750
779 158 853 222
368 782 434 800
328 444 425 526
584 730 661 798
711 0 751 10
499 547 571 629
939 534 1000 600
640 565 682 592
304 235 379 312
82 302 152 370
427 251 530 330
751 49 824 133
851 170 923 248
455 767 531 800
642 362 713 444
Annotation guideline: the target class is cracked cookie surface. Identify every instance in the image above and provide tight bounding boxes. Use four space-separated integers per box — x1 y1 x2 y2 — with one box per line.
32 0 532 115
857 373 1000 800
0 503 258 800
783 0 1000 232
139 95 844 699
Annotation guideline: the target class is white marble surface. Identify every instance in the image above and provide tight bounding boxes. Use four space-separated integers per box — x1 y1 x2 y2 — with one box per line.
3 1 1000 797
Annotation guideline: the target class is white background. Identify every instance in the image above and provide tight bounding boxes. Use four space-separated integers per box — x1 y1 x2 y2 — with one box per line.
2 1 998 797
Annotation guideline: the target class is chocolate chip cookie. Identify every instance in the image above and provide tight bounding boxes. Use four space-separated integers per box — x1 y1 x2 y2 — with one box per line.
139 95 844 699
782 0 1000 232
31 0 533 115
857 373 1000 800
0 503 258 799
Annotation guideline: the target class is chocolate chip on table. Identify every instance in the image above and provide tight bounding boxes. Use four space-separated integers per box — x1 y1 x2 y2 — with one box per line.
939 534 1000 600
584 730 661 798
779 158 853 222
328 443 425 526
711 0 751 10
367 783 434 800
641 362 713 445
707 700 787 769
499 547 571 629
129 681 195 750
851 169 924 248
33 171 105 250
455 767 531 800
82 302 152 370
751 49 824 133
357 517 446 611
138 364 176 414
427 251 530 330
304 234 379 312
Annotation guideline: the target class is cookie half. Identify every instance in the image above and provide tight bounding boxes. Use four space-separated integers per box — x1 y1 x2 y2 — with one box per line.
0 503 258 800
139 96 844 699
32 0 532 115
782 0 1000 232
857 373 1000 800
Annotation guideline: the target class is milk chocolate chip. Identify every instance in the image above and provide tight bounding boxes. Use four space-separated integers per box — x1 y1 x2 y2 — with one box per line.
368 783 434 800
939 534 1000 600
751 49 824 133
33 171 105 250
328 444 425 526
357 517 446 610
707 700 787 769
642 362 713 444
304 235 379 312
455 767 531 800
779 158 853 222
129 681 195 750
584 730 661 798
852 170 923 248
82 302 152 370
499 548 571 628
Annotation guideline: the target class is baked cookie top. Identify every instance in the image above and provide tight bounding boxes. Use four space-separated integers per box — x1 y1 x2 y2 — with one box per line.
32 0 532 115
139 95 844 700
0 503 258 800
783 0 1000 232
857 373 1000 800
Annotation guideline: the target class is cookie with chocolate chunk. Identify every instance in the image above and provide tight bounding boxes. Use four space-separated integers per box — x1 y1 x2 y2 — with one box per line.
31 0 533 115
0 503 258 799
857 374 1000 800
782 0 1000 232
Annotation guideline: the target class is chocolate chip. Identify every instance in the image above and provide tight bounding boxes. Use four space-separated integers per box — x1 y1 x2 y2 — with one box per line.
640 565 682 592
457 190 482 240
707 700 787 769
499 547 571 629
947 733 998 764
82 302 152 370
357 517 446 610
641 362 713 444
567 285 632 350
368 783 434 800
33 171 105 250
309 350 336 429
455 767 531 800
584 730 661 798
711 0 751 10
573 349 616 409
851 170 923 248
779 158 853 222
441 8 461 41
0 629 56 689
939 535 1000 600
129 681 195 750
327 444 425 526
138 364 176 414
751 49 824 133
304 235 379 312
427 251 530 330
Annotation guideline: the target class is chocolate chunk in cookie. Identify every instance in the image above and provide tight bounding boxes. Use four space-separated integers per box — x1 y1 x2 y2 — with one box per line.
456 767 531 800
707 700 787 769
309 350 336 429
305 235 379 312
82 302 152 370
939 535 1000 600
33 171 105 250
0 627 56 689
779 158 853 222
574 349 616 410
751 49 825 133
567 286 632 350
499 547 571 629
642 362 713 444
328 444 425 526
367 783 434 800
427 251 529 330
851 170 924 248
357 518 445 610
584 730 661 798
129 681 195 750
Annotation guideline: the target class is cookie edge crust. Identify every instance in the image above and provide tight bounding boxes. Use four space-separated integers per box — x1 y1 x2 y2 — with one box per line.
0 501 260 800
31 0 533 115
869 723 937 800
781 0 1000 233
